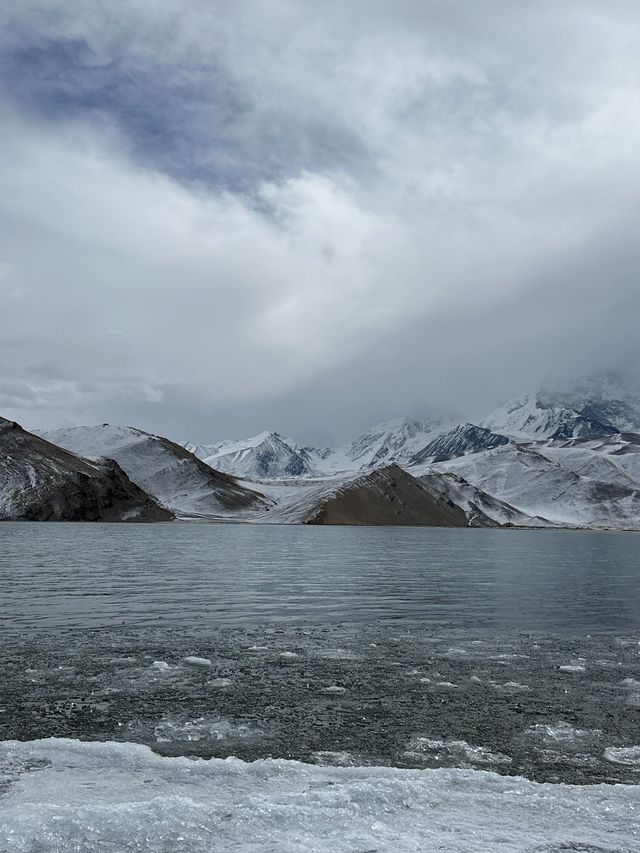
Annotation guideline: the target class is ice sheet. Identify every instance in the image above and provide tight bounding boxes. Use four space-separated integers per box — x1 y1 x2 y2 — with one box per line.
0 738 638 852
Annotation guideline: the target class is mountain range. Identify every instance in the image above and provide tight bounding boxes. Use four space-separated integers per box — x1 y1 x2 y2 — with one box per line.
2 373 640 529
185 373 640 476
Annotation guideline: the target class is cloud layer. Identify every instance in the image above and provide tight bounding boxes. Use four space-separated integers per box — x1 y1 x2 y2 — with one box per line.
1 1 639 442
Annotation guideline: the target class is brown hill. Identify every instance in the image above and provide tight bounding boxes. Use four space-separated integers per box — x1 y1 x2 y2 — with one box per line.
304 465 468 526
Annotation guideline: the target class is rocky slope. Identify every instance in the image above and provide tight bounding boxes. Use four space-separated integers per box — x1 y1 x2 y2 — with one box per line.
409 423 509 464
303 465 469 526
0 417 171 522
39 425 271 519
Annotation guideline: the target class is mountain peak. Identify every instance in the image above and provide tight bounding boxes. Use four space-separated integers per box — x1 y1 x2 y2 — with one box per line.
484 373 640 440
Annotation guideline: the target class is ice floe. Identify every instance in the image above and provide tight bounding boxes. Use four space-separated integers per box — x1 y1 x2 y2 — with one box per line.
153 716 264 744
526 722 601 745
183 656 212 668
405 736 512 767
603 746 640 768
311 750 356 766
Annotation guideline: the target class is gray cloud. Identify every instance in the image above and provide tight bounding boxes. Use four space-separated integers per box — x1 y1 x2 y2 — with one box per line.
0 1 639 442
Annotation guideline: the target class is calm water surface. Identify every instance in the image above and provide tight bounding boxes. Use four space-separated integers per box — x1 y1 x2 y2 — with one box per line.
0 523 639 631
2 523 640 784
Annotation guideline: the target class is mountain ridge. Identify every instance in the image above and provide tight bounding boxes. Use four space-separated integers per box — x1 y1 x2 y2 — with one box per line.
4 373 640 529
0 417 172 522
38 424 271 519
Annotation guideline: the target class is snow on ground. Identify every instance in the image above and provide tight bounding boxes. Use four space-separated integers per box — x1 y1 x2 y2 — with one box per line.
0 738 638 853
430 442 640 529
535 443 640 489
239 475 349 523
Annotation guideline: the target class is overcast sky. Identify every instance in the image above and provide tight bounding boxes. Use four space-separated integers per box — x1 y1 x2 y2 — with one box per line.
1 1 639 444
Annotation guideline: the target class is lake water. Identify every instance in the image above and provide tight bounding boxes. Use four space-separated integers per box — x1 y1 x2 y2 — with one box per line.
1 523 639 630
2 524 640 850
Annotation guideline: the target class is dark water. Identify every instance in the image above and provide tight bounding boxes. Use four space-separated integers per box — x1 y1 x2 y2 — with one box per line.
1 523 640 785
1 523 639 630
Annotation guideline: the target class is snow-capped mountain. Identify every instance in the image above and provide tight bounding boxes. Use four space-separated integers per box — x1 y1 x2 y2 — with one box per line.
186 418 449 478
15 370 639 529
330 417 442 471
186 417 506 478
483 373 640 441
429 435 640 529
0 417 171 522
306 417 448 475
482 392 617 441
409 423 509 464
183 431 316 479
39 424 270 518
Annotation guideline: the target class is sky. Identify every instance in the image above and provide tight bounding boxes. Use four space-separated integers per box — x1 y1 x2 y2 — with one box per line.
1 1 639 445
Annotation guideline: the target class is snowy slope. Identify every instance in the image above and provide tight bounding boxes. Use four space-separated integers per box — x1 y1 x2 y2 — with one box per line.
430 441 640 529
540 373 640 433
547 433 640 483
238 467 468 526
417 471 556 528
482 393 617 441
244 476 347 523
0 417 171 522
327 417 443 472
534 435 640 490
39 425 271 519
484 374 640 441
184 431 316 478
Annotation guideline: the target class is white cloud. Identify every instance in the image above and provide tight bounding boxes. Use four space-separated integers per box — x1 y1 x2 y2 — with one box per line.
0 1 639 437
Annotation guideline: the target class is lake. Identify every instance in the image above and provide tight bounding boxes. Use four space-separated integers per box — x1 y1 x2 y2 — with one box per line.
1 523 639 630
1 524 640 851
